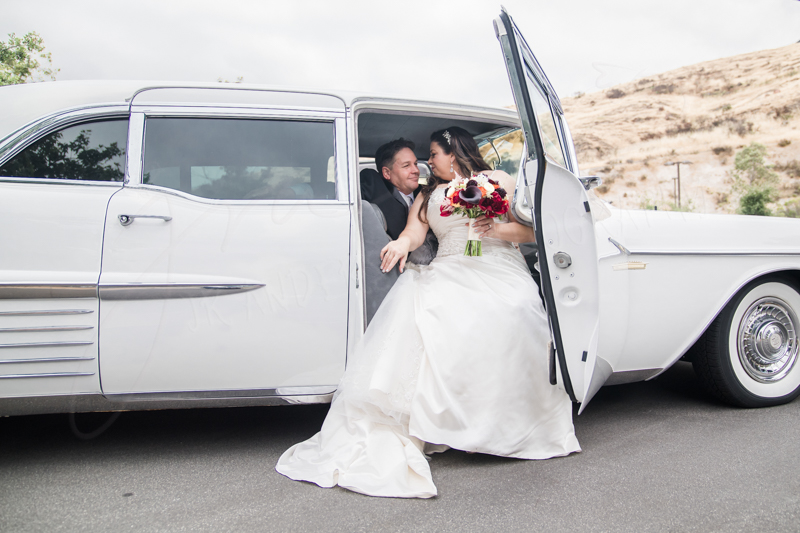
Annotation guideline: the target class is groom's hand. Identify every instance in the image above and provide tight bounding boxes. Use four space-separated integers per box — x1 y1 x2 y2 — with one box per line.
380 239 409 273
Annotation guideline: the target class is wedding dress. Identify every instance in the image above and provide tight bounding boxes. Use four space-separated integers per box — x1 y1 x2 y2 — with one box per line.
276 184 580 498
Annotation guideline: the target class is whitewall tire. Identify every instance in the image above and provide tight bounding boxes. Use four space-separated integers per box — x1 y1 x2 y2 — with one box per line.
692 276 800 407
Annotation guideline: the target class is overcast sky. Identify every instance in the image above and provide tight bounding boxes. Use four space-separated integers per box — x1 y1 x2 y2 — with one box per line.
2 0 799 107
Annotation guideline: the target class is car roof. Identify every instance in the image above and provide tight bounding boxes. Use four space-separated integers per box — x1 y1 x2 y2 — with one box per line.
0 80 519 144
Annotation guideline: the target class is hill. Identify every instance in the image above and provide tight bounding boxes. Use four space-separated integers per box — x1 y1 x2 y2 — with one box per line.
562 43 800 214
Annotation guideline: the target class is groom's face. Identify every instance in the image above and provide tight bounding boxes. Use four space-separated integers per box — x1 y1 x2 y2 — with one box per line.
382 148 420 196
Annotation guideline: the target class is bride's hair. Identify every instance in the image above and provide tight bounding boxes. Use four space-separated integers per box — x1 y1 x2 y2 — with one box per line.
418 126 492 223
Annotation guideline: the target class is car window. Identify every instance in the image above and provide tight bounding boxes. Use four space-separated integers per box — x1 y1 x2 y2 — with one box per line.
523 67 567 168
142 118 336 200
0 119 128 182
477 128 525 179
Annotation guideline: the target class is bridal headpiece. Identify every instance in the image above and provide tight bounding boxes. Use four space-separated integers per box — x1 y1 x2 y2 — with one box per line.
442 130 452 145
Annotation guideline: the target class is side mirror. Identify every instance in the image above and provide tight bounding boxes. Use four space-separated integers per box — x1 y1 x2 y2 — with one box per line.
578 176 602 191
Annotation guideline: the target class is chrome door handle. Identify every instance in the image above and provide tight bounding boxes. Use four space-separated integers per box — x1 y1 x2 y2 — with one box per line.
118 214 173 226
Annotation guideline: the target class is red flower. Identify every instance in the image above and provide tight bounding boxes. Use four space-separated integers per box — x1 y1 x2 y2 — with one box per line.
495 187 507 198
440 204 453 217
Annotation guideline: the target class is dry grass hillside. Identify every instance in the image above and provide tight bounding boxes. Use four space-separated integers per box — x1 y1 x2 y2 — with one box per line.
562 43 800 214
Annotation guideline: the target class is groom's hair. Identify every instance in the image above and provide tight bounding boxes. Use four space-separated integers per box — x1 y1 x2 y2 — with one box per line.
375 138 416 174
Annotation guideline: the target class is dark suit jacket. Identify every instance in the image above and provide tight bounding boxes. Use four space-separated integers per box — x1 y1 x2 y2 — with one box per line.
360 169 438 265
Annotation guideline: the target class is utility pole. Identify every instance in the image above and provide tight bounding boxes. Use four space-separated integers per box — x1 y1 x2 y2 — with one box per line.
664 161 692 208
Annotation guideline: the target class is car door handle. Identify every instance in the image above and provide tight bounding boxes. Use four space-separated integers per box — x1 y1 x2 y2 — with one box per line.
118 214 173 226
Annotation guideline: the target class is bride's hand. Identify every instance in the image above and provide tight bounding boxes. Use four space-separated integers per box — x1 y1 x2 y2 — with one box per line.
470 215 499 239
380 238 411 273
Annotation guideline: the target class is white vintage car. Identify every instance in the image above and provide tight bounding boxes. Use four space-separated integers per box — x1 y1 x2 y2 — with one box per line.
1 9 798 418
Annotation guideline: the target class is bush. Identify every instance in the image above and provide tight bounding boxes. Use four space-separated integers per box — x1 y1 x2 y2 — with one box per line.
778 199 800 218
738 187 773 216
778 139 792 148
606 88 625 99
712 146 733 156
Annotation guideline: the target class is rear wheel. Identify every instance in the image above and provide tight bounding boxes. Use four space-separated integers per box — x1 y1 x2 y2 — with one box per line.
692 277 800 407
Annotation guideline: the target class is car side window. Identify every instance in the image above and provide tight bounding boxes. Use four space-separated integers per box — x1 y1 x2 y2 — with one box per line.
0 119 128 182
524 77 567 168
142 118 337 200
478 128 525 179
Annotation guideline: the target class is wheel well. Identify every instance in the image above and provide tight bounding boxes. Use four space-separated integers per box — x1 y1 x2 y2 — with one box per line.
682 269 800 362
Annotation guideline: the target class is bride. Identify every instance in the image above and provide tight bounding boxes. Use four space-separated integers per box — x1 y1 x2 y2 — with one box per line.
276 126 580 498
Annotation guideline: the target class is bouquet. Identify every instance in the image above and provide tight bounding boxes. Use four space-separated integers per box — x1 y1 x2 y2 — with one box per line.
440 173 510 256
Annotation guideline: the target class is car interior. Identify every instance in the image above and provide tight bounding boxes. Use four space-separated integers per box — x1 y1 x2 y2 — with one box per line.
355 110 539 324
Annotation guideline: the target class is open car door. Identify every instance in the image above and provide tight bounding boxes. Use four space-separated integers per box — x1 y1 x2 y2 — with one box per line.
495 8 608 411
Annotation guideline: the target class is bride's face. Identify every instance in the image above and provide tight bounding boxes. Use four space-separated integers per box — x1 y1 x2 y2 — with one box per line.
428 142 455 181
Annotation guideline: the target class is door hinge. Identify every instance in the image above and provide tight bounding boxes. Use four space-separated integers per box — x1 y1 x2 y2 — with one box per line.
355 264 359 289
584 201 590 213
581 350 588 362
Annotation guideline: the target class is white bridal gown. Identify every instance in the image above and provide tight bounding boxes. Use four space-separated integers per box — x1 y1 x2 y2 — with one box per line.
276 185 580 498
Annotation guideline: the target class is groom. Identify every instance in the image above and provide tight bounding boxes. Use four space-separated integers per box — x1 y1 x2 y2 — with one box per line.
363 138 437 265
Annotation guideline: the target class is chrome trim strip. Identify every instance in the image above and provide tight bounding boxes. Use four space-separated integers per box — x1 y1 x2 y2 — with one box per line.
105 385 336 402
607 238 800 257
627 250 800 257
0 392 333 416
99 283 264 301
0 325 93 333
0 372 95 379
604 368 663 386
0 309 94 316
0 356 95 364
0 341 93 349
125 111 145 185
136 107 344 120
128 84 348 110
0 177 122 187
0 284 96 299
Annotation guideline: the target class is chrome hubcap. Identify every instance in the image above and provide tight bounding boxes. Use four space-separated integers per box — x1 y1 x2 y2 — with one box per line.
738 297 799 383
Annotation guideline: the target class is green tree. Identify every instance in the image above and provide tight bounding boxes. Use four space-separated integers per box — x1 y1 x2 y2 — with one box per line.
0 31 58 86
732 142 778 216
733 143 778 186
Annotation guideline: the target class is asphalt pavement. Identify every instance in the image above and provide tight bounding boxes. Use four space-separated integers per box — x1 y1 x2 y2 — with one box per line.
2 362 799 533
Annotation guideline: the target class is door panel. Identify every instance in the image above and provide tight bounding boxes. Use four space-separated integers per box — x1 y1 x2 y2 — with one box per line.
496 9 604 407
99 112 351 395
537 163 605 410
0 116 128 397
0 182 117 396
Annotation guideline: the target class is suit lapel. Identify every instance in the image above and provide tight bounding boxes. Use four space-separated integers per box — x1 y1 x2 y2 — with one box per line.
391 187 409 215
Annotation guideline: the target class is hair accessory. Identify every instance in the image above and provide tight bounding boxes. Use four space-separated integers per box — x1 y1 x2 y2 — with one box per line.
442 130 452 145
